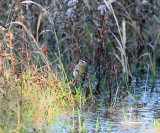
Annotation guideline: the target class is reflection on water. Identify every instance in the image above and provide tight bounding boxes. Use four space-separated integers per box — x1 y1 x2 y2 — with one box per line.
51 78 160 133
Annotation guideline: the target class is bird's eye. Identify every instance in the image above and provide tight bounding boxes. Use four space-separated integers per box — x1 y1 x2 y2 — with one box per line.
81 60 86 63
79 59 87 64
76 70 79 72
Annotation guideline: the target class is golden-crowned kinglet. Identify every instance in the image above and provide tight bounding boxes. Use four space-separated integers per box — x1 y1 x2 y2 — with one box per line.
73 59 88 82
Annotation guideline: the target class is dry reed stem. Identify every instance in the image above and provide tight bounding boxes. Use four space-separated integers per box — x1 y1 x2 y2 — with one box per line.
10 21 50 70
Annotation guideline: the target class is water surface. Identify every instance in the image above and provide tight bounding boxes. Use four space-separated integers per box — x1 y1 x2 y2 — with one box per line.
51 78 160 132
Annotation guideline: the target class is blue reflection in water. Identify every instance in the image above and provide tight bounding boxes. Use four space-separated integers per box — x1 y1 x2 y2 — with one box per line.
50 78 160 133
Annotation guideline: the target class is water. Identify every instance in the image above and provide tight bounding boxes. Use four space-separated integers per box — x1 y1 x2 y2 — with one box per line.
51 78 160 133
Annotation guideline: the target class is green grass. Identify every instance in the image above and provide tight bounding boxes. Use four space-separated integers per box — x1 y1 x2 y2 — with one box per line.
0 67 86 132
153 119 160 132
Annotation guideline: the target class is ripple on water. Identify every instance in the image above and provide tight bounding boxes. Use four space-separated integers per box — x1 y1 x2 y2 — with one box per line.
50 78 160 132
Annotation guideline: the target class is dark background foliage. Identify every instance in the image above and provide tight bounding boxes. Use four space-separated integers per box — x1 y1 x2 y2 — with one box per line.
0 0 160 88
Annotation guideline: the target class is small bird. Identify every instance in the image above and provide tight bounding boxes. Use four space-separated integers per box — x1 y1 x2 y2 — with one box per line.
73 59 88 82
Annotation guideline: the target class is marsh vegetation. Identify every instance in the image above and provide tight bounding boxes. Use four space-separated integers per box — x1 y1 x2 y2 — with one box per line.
0 0 160 132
